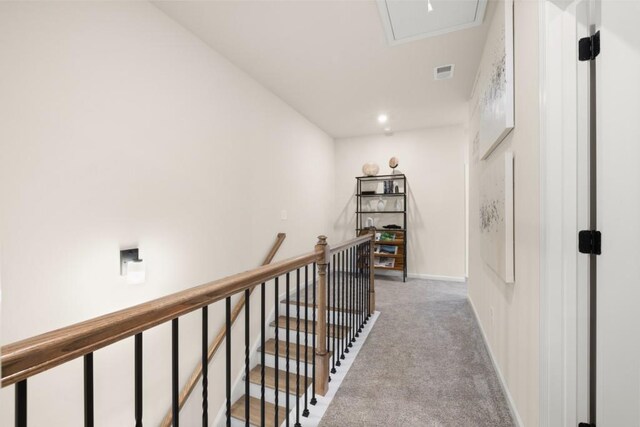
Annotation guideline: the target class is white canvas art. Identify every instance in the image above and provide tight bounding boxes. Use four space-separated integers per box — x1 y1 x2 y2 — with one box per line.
480 152 514 283
477 0 514 160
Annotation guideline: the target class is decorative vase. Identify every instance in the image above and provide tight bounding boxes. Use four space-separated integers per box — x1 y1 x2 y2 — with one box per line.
362 162 380 177
377 197 386 212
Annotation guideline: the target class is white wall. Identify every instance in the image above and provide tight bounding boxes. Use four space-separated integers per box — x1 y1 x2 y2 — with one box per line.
467 1 540 425
334 127 467 280
0 2 334 425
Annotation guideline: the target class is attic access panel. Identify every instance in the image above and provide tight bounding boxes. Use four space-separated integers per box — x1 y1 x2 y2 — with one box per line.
377 0 487 45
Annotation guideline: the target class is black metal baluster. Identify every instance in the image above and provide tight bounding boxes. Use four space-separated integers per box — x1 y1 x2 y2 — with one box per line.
84 353 94 427
360 245 367 327
340 251 349 360
356 244 361 336
358 244 363 335
302 265 310 417
363 243 368 323
331 253 336 375
362 244 367 327
172 318 179 427
344 249 350 354
366 242 371 321
310 263 317 406
226 297 231 427
15 380 27 427
286 272 291 427
261 282 266 427
135 333 143 427
245 288 250 427
202 307 208 427
335 252 342 367
274 277 280 425
344 251 349 354
327 260 331 382
350 247 356 346
340 250 346 361
295 269 302 427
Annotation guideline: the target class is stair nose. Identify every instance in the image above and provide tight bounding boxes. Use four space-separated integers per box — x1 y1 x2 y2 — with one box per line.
248 365 310 397
270 316 349 338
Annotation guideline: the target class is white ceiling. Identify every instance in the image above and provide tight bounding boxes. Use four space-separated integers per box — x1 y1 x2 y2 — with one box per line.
154 0 495 139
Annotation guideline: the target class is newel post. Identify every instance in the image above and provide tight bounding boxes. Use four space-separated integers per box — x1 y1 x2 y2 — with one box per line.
368 227 376 313
314 235 330 396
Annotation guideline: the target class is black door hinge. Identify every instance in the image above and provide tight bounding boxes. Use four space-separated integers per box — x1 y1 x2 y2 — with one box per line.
579 31 600 61
579 230 602 255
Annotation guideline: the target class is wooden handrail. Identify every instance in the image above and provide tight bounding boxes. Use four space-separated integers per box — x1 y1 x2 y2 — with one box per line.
1 242 317 387
329 233 373 255
159 232 286 427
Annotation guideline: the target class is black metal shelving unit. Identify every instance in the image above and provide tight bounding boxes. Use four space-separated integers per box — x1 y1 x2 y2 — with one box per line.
356 174 407 282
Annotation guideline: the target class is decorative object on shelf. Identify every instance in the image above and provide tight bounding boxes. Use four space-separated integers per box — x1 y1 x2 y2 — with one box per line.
383 224 402 230
480 152 514 283
389 156 399 173
379 231 396 241
366 217 375 228
376 197 386 212
383 179 395 194
477 0 514 160
395 198 403 211
361 190 376 195
395 185 399 193
362 162 380 176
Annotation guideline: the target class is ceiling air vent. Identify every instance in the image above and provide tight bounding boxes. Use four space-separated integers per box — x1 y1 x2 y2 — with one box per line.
434 64 454 80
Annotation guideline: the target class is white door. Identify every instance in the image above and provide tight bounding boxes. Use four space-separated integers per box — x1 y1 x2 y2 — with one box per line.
595 1 640 425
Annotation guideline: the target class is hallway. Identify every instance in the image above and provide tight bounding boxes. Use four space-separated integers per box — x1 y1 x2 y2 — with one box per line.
320 278 514 427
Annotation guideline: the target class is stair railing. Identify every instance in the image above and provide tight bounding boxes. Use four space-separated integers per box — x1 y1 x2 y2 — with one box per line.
1 232 376 427
159 233 286 427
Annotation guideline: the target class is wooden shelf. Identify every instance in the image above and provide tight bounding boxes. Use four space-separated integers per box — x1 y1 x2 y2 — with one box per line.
374 265 404 271
373 253 402 258
375 239 403 245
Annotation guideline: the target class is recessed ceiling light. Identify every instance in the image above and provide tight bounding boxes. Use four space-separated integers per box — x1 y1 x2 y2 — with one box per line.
377 114 388 124
384 127 391 132
427 0 434 12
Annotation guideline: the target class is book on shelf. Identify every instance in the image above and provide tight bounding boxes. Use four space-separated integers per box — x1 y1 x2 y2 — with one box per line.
375 244 398 255
374 257 395 268
375 231 396 242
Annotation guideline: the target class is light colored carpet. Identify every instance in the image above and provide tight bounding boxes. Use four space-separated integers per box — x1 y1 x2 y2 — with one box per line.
318 276 515 427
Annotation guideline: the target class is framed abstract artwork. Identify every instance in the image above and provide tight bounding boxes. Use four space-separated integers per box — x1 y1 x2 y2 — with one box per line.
480 152 514 283
477 0 514 160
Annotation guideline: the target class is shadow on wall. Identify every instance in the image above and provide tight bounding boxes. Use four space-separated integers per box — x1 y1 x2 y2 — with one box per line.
333 183 357 242
406 184 425 274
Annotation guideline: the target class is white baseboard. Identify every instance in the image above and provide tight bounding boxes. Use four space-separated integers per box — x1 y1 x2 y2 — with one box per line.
375 270 467 283
467 296 525 427
408 273 467 283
